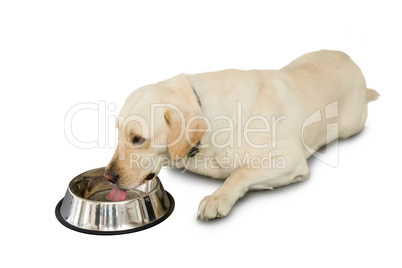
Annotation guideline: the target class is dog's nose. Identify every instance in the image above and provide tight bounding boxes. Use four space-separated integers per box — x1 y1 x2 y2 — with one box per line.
104 170 120 183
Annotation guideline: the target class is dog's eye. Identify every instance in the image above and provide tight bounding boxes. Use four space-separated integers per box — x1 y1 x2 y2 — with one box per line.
132 136 146 145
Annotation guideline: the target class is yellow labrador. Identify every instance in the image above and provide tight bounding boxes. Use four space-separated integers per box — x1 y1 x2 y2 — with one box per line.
104 50 379 220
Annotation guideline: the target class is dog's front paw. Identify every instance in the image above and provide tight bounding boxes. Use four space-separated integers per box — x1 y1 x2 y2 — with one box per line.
197 194 234 221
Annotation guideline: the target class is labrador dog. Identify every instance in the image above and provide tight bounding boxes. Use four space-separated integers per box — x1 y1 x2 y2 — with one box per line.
104 50 379 220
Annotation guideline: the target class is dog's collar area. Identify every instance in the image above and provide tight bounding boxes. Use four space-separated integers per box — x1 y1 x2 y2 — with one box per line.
188 83 201 158
188 142 200 157
192 86 202 108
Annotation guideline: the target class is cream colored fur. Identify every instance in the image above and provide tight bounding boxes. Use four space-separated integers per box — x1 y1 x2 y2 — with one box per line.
106 50 378 220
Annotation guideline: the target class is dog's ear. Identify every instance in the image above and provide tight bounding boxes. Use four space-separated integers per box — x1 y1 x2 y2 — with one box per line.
164 109 206 160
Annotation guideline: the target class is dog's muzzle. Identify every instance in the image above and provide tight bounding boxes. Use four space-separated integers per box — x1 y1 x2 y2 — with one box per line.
144 173 155 180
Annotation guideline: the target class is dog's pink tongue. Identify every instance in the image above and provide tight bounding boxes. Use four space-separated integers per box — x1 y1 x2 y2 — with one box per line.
106 186 127 201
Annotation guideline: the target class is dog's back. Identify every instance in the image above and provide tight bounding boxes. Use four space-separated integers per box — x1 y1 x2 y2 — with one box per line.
282 50 379 152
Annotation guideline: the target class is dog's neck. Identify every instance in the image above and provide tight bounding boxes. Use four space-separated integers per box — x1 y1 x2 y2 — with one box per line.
191 86 202 108
187 85 202 158
188 142 200 158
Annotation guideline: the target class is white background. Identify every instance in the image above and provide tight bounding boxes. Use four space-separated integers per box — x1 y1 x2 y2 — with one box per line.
1 0 401 267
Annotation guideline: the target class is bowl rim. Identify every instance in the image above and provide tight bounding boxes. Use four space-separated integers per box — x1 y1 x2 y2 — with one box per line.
68 167 160 205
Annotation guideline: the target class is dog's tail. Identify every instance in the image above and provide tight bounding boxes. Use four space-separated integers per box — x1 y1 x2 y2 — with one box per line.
367 88 380 102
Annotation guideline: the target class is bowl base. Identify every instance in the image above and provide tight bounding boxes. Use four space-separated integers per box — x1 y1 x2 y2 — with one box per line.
55 191 175 235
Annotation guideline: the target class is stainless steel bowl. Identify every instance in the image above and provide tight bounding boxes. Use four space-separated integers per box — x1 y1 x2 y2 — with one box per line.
55 167 174 235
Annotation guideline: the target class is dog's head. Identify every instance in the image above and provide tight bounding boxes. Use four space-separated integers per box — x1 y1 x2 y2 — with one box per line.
104 74 206 190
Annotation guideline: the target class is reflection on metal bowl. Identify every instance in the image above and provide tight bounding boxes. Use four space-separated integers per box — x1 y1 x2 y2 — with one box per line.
55 167 174 235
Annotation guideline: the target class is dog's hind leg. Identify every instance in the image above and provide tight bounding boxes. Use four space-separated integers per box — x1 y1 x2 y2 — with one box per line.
197 151 310 221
